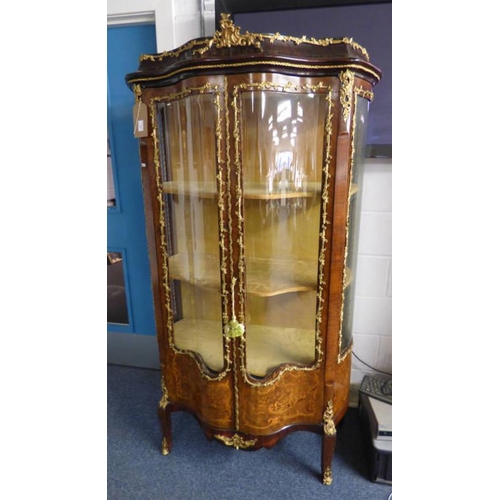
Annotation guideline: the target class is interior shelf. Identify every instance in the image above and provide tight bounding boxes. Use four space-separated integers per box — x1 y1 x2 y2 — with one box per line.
163 180 357 200
163 181 322 200
168 254 222 292
243 182 321 200
168 253 351 296
162 181 217 199
173 318 316 377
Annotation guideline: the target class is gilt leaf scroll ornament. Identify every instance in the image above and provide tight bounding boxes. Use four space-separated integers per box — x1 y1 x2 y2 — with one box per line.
339 70 354 123
215 433 257 450
323 399 336 436
159 376 169 409
195 14 264 55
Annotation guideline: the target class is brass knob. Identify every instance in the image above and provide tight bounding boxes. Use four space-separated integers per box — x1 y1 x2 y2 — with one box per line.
224 318 245 338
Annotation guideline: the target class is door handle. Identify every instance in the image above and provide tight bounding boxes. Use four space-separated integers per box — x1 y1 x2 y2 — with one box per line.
224 277 245 338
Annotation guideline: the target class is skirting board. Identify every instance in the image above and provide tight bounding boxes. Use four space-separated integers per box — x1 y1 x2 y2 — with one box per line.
108 331 160 369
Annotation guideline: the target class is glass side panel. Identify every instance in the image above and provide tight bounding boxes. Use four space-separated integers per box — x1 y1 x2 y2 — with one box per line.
157 93 224 373
340 96 370 355
240 90 328 377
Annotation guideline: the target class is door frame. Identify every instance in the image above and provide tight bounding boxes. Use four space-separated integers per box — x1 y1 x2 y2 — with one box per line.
107 0 174 50
107 0 213 50
106 2 212 369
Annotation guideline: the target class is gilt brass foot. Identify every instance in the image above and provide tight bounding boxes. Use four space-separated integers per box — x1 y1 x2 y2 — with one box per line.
323 466 332 485
162 437 170 455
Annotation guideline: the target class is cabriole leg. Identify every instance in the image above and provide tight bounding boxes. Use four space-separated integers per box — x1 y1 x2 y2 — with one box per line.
322 433 337 485
322 400 337 485
158 376 172 455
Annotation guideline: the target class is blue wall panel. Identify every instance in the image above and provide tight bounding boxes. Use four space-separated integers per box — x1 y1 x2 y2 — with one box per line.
107 24 157 336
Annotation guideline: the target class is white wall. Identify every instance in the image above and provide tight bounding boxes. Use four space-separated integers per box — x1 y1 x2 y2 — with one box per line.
107 2 393 398
350 158 392 404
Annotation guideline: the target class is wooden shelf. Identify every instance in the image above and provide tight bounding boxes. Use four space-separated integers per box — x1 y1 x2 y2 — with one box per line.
246 258 318 296
169 253 352 295
163 180 357 201
169 254 314 297
162 181 217 199
173 318 316 377
168 253 222 292
243 182 321 200
163 181 321 200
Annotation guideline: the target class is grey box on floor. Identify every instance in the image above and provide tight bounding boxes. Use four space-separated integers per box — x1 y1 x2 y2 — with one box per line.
359 391 392 484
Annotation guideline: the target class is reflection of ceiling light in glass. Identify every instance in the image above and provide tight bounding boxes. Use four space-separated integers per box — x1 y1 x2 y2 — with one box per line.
277 100 291 122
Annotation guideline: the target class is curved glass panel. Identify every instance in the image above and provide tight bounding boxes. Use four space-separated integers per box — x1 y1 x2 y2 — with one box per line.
239 89 328 377
157 93 224 372
340 96 370 355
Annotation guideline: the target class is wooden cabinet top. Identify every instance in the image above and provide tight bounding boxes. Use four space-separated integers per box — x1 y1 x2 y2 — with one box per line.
125 14 382 89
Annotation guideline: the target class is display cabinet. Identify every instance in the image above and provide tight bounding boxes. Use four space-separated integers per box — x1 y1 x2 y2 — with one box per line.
125 14 381 485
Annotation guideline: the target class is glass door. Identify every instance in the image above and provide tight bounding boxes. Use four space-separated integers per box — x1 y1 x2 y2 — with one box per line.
155 87 227 374
236 82 332 378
